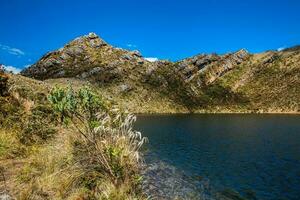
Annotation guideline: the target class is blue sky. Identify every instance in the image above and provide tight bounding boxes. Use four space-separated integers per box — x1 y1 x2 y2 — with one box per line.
0 0 300 71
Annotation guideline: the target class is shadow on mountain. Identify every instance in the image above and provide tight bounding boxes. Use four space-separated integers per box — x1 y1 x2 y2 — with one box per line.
168 82 250 112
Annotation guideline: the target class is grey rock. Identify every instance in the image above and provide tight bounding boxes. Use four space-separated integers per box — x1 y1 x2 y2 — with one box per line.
223 60 233 70
86 32 107 48
119 84 132 92
263 54 279 64
56 70 65 77
191 57 198 64
89 67 102 75
73 37 85 44
43 58 60 68
235 49 249 59
137 59 144 64
145 66 157 76
80 67 102 79
195 59 208 69
60 52 70 60
87 32 98 39
0 194 12 200
178 62 188 70
80 72 88 79
122 51 143 61
121 54 132 60
130 50 142 57
64 46 84 56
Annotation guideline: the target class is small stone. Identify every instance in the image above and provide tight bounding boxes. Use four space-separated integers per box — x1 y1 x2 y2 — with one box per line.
119 84 132 92
87 32 98 39
0 194 12 200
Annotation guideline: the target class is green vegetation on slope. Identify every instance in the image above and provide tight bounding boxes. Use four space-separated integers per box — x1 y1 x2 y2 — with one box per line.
213 51 300 112
0 74 147 199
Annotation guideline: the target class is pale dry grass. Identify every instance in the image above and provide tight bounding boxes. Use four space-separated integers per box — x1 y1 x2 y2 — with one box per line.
13 111 147 199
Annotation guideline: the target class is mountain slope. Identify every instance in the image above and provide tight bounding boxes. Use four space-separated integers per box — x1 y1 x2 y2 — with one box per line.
21 33 300 113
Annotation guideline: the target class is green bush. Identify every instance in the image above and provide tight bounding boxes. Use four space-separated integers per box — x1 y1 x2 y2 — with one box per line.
48 86 147 198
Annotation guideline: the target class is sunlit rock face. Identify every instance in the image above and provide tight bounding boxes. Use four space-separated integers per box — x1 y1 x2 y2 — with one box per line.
176 49 250 84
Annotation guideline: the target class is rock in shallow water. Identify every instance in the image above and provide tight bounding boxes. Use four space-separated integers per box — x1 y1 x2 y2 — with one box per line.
142 160 217 200
142 154 250 200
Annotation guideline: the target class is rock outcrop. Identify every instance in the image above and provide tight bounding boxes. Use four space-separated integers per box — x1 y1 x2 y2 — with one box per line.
176 49 249 84
21 33 148 82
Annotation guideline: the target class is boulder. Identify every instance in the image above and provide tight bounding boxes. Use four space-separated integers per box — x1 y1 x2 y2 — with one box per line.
130 50 142 57
87 32 98 39
64 46 84 56
121 54 132 60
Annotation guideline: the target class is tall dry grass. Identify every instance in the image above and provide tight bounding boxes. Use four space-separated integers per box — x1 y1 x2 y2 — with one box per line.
12 86 148 199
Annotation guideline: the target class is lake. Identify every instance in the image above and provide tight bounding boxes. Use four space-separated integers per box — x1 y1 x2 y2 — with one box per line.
135 114 300 200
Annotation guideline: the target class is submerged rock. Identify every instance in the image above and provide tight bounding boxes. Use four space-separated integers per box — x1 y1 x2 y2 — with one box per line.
142 160 216 200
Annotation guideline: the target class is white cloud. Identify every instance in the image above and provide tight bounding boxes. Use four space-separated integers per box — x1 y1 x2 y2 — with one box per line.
126 44 137 48
145 57 158 62
0 44 25 56
277 47 286 51
23 64 31 68
2 65 22 74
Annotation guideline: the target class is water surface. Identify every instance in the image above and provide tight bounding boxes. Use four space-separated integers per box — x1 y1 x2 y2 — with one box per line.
135 114 300 200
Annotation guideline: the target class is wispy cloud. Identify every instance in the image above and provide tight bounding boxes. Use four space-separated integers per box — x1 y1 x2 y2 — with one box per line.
277 46 286 51
0 44 25 56
126 44 137 48
145 57 158 62
2 65 22 74
23 64 31 69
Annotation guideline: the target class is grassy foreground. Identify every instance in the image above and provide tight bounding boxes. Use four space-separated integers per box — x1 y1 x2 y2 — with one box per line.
0 73 147 199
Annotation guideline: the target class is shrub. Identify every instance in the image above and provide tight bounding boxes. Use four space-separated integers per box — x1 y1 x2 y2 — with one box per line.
19 105 57 145
48 86 147 198
0 96 22 129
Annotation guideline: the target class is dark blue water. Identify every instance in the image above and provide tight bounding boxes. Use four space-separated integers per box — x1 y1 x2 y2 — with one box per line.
135 114 300 200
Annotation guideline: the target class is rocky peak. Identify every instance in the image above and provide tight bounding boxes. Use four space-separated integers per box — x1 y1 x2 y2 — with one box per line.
21 32 157 84
70 32 108 49
21 33 113 79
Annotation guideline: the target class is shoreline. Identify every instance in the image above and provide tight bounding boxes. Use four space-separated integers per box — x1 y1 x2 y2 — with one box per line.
135 111 300 115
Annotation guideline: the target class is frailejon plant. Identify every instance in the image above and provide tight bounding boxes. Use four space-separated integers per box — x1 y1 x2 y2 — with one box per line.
48 86 147 197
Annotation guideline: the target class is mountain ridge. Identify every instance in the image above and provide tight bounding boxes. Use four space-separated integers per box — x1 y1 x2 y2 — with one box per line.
20 33 300 113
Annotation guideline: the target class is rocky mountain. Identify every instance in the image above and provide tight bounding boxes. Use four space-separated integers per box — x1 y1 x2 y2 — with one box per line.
21 33 300 113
